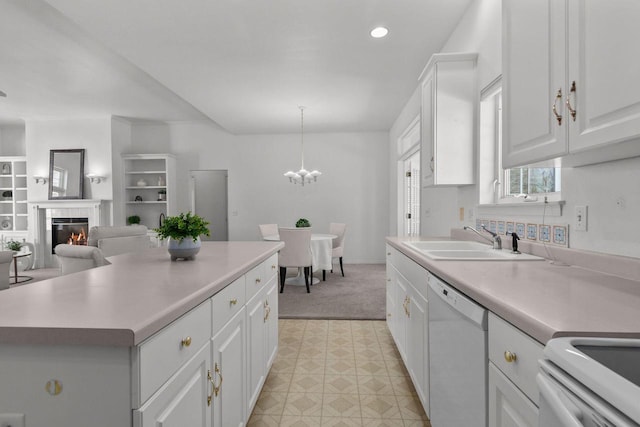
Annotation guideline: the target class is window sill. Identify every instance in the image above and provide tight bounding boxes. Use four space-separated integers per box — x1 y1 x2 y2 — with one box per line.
477 200 565 217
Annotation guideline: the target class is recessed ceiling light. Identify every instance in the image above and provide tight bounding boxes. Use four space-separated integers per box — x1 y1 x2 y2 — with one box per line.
370 27 389 38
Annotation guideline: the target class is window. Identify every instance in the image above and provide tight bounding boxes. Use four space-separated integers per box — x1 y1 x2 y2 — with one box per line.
480 77 561 204
504 167 561 197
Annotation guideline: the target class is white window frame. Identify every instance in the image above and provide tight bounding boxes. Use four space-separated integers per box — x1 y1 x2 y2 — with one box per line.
480 76 562 205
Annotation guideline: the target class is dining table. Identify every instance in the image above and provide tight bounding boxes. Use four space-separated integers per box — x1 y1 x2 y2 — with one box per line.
264 233 336 285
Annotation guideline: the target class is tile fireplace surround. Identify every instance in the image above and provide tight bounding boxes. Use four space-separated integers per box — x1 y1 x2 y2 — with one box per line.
29 199 109 268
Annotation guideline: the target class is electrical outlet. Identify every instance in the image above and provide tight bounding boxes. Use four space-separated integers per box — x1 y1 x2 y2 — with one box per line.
575 205 587 231
0 413 25 427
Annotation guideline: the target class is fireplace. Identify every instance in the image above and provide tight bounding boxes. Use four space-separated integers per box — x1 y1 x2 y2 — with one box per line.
51 217 89 253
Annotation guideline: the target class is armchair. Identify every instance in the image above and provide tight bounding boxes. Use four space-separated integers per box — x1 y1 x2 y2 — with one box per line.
0 250 14 290
55 225 151 275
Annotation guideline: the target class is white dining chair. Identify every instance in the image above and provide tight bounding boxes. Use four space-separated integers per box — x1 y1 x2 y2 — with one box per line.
278 227 313 293
258 223 279 240
324 222 346 280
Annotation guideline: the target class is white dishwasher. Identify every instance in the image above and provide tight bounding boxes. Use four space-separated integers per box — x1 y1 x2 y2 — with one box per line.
428 275 488 427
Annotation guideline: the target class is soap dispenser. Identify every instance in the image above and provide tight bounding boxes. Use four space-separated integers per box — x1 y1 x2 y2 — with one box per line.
508 232 520 253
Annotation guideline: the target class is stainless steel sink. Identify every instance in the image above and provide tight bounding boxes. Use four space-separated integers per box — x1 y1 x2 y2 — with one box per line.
402 240 544 261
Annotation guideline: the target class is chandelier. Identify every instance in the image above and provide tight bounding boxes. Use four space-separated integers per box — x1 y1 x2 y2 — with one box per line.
284 106 321 186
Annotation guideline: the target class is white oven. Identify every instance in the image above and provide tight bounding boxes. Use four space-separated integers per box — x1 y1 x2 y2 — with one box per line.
538 338 640 427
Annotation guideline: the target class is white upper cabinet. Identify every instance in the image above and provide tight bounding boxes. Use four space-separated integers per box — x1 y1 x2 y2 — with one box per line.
567 0 640 156
420 53 477 186
502 0 567 168
503 0 640 168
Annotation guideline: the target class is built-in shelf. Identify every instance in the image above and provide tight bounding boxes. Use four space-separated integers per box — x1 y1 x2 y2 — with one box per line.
0 157 28 232
122 154 175 228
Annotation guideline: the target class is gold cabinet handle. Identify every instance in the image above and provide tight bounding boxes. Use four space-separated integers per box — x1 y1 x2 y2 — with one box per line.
429 156 435 172
566 81 577 121
213 362 223 397
230 298 238 306
387 252 391 256
504 351 517 363
255 278 261 284
207 363 223 405
402 296 410 317
45 379 63 396
271 264 277 270
387 313 392 318
181 336 192 347
552 88 563 125
207 369 214 406
263 300 271 322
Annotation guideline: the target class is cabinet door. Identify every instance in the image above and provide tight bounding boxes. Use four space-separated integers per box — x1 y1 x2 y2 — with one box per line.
246 290 267 413
212 309 247 427
135 344 211 427
264 279 279 370
386 264 397 341
488 363 538 427
502 0 568 167
420 74 435 187
394 272 409 362
406 287 429 416
567 0 640 153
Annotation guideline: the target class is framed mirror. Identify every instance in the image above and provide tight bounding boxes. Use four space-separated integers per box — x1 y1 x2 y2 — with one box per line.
48 149 85 200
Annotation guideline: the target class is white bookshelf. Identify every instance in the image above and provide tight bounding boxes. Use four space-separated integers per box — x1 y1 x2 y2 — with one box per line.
122 154 176 229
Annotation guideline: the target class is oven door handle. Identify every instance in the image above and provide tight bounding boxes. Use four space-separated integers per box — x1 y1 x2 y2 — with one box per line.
537 373 584 426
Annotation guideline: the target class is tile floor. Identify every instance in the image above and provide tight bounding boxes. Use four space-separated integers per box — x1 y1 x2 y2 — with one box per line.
248 319 431 426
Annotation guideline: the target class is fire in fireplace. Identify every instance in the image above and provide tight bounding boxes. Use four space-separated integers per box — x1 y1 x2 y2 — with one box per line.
51 217 89 254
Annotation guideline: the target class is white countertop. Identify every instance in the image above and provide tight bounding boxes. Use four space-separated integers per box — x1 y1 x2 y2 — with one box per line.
387 237 640 343
0 241 283 347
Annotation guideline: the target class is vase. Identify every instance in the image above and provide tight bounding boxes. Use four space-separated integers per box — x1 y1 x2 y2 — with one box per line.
167 237 201 261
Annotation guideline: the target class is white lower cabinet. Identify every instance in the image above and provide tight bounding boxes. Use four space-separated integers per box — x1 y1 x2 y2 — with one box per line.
488 313 543 427
136 256 277 427
489 362 538 427
211 308 247 427
385 245 430 417
134 343 212 427
246 277 278 415
406 282 428 409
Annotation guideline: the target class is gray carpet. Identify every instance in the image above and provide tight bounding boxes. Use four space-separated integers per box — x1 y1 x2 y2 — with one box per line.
278 264 386 320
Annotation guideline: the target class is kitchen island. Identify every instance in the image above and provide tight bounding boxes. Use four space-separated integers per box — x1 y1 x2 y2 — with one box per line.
0 241 283 427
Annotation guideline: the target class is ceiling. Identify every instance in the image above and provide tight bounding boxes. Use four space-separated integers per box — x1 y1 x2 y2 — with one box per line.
0 0 473 134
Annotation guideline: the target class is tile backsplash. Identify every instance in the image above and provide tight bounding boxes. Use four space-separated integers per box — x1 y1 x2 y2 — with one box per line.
476 219 569 247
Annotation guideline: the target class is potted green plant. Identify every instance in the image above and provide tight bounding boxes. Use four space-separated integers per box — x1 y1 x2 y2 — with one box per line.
295 218 311 228
5 239 22 252
154 212 210 261
127 215 141 225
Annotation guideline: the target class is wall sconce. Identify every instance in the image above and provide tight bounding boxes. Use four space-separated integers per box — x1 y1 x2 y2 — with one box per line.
34 176 48 185
86 174 106 184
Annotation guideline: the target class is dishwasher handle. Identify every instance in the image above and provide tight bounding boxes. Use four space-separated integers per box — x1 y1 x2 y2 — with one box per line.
428 278 487 329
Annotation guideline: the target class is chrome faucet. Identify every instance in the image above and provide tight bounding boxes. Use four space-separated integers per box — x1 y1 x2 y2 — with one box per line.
463 225 502 250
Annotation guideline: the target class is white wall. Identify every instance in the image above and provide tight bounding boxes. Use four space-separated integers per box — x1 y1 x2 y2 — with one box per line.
111 118 133 226
25 118 114 203
132 121 390 263
388 0 640 259
0 124 26 156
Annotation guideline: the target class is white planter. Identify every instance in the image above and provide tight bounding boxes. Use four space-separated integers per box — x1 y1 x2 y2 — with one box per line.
167 237 201 261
